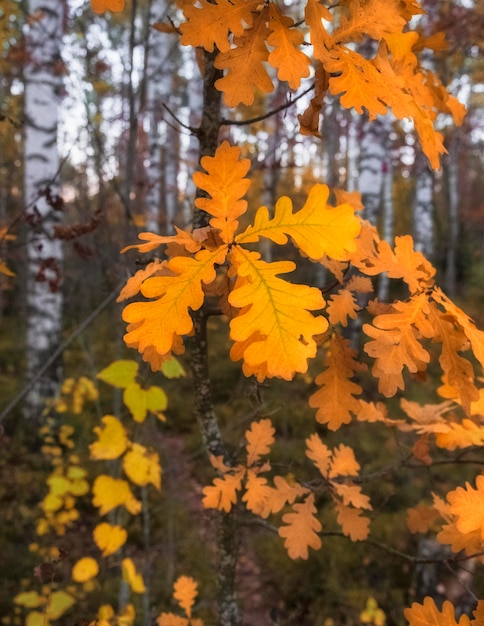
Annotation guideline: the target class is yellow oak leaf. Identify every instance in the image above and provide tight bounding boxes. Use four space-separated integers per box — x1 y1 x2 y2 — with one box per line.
309 333 364 429
123 443 162 489
91 0 124 14
123 382 167 423
334 502 370 541
89 415 128 460
305 433 332 477
179 0 260 53
446 475 484 538
123 247 226 365
363 294 434 397
245 419 275 467
404 597 473 626
72 557 99 583
278 493 322 559
93 522 128 556
122 558 146 593
237 184 361 261
335 0 406 42
193 141 251 242
173 576 199 619
92 475 142 515
229 247 327 380
360 597 386 626
329 444 360 478
214 7 274 107
267 3 311 89
121 228 202 255
202 468 245 513
435 418 484 450
399 399 454 435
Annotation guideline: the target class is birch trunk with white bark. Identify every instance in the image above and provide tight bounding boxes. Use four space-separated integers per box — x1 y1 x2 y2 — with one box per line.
23 0 64 419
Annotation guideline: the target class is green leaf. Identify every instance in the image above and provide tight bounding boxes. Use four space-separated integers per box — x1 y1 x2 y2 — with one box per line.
123 383 167 422
161 356 186 379
46 591 75 619
14 591 43 608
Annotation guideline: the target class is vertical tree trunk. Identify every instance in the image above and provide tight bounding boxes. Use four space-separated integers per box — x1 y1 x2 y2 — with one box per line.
413 153 435 259
23 0 64 418
445 131 459 296
358 114 388 226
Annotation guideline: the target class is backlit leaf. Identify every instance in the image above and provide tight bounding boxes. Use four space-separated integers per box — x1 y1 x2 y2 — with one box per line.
193 141 251 242
229 248 327 380
123 382 167 423
446 475 484 538
237 184 360 261
97 360 138 389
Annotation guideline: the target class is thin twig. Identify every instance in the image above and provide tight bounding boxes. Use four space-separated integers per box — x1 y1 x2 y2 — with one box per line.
0 284 122 423
220 83 315 127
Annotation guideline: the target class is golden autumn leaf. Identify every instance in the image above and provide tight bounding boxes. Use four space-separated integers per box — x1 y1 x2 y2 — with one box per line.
193 141 251 242
229 247 327 380
157 615 188 626
446 475 484 538
279 493 322 559
122 558 146 594
329 444 360 478
363 294 434 397
123 382 167 423
245 419 275 467
267 3 311 89
404 597 475 626
123 247 226 368
93 522 128 556
237 184 361 261
117 260 166 302
179 0 260 53
309 333 364 429
173 576 199 619
435 418 484 450
306 433 332 477
242 470 273 516
89 415 128 460
91 0 124 14
123 443 162 489
326 289 360 327
92 475 142 515
259 476 309 518
332 483 371 510
97 360 138 388
72 557 99 583
214 7 274 107
13 591 42 608
437 522 483 556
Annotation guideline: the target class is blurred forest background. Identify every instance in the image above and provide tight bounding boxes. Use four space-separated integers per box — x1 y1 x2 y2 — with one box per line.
0 0 483 624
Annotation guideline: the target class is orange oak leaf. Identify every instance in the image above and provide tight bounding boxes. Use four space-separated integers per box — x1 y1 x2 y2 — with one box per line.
298 63 329 137
437 522 484 557
228 247 327 380
278 493 322 559
309 333 364 430
117 260 168 302
305 434 332 477
202 468 245 513
259 476 309 518
179 0 260 53
237 184 361 262
121 228 202 255
245 419 275 467
173 575 198 619
329 444 360 478
304 0 333 65
123 247 226 367
334 502 370 541
406 505 439 534
193 141 251 242
91 0 124 13
404 597 476 626
363 293 434 397
242 470 273 516
267 3 311 90
214 7 273 107
326 289 360 327
446 475 484 538
435 418 484 450
332 483 371 510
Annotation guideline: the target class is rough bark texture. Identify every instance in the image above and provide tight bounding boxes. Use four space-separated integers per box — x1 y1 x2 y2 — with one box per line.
188 49 242 626
23 0 64 418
